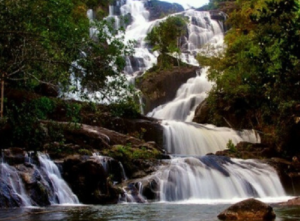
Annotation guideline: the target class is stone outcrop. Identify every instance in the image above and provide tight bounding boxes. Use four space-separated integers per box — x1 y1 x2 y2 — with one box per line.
192 98 251 129
62 155 121 204
218 198 276 220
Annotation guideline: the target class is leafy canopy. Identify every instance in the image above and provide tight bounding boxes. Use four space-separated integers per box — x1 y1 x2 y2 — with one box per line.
146 15 188 54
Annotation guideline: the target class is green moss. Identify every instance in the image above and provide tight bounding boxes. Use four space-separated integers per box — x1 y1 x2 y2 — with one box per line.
103 144 160 161
78 148 92 155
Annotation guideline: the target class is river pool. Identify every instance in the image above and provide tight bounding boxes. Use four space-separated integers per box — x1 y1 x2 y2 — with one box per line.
1 203 300 221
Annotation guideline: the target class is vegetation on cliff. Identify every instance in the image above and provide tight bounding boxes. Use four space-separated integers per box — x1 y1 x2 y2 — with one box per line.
197 0 300 156
0 0 161 162
146 15 188 69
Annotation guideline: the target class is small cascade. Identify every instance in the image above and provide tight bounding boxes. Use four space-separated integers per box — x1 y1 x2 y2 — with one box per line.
155 156 286 202
119 182 146 203
0 163 31 207
38 154 79 204
183 10 223 52
162 121 260 155
108 5 121 29
92 153 128 182
148 68 212 121
121 0 158 75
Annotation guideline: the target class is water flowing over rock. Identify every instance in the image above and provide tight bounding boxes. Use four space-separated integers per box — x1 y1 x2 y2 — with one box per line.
162 121 260 156
146 68 211 120
38 153 79 204
119 0 225 76
0 163 31 207
117 0 288 204
0 150 80 207
133 156 285 202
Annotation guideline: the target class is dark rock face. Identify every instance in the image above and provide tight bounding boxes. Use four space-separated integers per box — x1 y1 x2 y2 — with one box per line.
17 164 52 207
193 99 211 125
268 158 300 196
218 198 276 220
103 117 164 148
62 156 120 204
145 0 184 21
215 142 276 160
137 62 199 113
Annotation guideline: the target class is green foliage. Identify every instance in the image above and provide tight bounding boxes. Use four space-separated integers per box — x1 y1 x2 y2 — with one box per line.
66 103 82 123
197 0 300 153
146 15 188 68
227 139 237 153
110 98 140 118
104 143 160 161
78 148 92 155
7 102 47 150
32 97 56 120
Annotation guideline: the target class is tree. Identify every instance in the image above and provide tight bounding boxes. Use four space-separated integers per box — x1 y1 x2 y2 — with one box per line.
146 15 188 68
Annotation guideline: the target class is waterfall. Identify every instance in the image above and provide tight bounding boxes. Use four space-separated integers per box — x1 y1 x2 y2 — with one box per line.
92 153 128 182
162 121 260 156
38 154 79 204
156 156 286 202
121 0 158 75
0 163 31 207
148 68 212 121
115 2 289 203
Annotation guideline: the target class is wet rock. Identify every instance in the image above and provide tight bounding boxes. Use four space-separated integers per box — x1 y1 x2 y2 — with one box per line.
218 198 276 220
102 117 164 148
1 148 26 165
120 183 146 203
141 178 160 200
268 158 300 196
215 142 276 160
17 164 51 207
0 178 22 208
62 155 121 204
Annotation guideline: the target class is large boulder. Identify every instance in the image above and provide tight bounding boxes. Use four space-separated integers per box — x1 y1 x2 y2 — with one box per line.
62 155 121 204
218 198 276 220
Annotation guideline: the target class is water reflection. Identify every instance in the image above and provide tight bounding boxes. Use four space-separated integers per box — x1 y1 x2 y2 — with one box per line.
0 204 300 221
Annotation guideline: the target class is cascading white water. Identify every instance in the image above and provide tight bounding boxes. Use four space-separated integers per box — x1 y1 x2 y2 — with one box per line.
117 2 288 203
38 154 79 204
162 121 260 156
92 153 128 181
121 0 158 75
148 68 212 121
0 163 31 207
156 156 286 202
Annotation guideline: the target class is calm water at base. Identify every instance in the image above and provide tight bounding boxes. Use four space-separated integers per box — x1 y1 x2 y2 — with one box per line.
0 204 300 221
